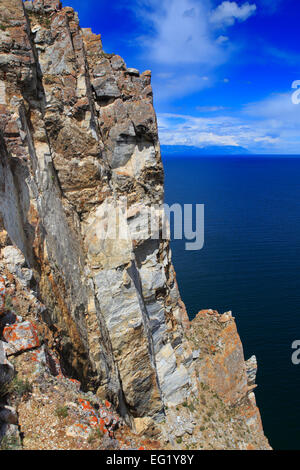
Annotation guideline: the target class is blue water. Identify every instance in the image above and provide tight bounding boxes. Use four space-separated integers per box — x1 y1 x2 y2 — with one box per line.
163 155 300 450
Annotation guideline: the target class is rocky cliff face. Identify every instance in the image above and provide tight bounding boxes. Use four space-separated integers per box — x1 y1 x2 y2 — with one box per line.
0 0 270 450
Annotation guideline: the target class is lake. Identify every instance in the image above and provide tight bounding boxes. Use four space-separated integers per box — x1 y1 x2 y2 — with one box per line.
163 155 300 450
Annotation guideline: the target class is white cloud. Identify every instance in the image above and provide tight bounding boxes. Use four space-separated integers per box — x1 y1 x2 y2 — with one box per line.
196 106 227 111
158 90 300 153
216 35 229 44
210 1 257 27
126 0 257 101
137 0 224 66
132 0 256 66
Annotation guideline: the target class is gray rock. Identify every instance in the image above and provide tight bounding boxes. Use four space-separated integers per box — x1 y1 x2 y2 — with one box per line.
92 76 120 100
127 68 140 76
0 341 14 385
0 406 18 425
245 355 257 386
110 55 126 71
192 349 200 360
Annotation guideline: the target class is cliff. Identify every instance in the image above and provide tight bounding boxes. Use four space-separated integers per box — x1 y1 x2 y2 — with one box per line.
0 0 270 450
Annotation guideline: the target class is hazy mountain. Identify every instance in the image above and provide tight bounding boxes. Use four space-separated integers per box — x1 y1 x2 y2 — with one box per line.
161 145 251 156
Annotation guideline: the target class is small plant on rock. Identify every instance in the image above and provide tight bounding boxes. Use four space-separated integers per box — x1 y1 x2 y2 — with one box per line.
55 405 68 419
87 427 104 444
0 434 20 450
0 381 13 401
11 377 33 399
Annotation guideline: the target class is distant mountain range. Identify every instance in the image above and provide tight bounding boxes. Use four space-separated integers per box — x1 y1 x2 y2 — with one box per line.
161 145 251 156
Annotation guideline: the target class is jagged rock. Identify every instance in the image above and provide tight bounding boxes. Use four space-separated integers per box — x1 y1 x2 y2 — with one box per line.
92 76 121 100
246 355 258 386
0 276 5 316
191 310 248 404
1 246 33 287
133 416 154 435
0 340 14 385
127 68 140 76
3 321 40 355
192 349 200 360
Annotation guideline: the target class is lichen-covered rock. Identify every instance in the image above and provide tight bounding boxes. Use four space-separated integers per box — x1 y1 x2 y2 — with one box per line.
3 321 40 355
190 309 248 404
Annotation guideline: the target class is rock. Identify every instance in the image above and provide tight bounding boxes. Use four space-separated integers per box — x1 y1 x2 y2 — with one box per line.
245 355 257 386
0 406 18 425
127 68 140 76
92 76 120 100
219 311 233 323
110 55 126 71
192 349 200 360
133 416 154 435
0 276 5 316
3 321 40 355
190 313 248 405
66 423 90 439
1 246 25 270
0 341 14 385
1 246 33 286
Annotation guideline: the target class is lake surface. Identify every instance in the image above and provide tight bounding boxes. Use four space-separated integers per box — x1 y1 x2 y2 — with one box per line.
163 155 300 450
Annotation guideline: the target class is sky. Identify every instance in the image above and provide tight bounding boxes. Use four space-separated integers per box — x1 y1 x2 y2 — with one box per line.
63 0 300 154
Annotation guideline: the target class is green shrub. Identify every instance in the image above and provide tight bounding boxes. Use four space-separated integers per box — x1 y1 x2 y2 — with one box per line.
0 435 20 450
0 381 13 400
55 405 68 419
188 402 195 412
87 428 104 444
4 295 13 313
11 377 32 398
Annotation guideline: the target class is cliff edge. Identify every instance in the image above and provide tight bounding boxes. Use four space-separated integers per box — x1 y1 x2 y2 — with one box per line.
0 0 270 450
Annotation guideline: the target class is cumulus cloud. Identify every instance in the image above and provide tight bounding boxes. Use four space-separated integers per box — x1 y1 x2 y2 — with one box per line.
132 0 256 66
136 0 224 66
125 0 257 101
210 1 257 27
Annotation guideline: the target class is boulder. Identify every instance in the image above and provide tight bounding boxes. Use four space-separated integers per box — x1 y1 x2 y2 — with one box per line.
0 341 14 385
3 321 40 356
0 406 18 425
245 355 258 386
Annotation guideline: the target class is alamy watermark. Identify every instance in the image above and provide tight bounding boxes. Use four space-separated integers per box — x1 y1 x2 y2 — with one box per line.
96 197 204 251
291 80 300 104
291 340 300 365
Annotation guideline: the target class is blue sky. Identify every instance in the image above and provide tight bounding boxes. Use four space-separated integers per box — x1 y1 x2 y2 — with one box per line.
63 0 300 154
